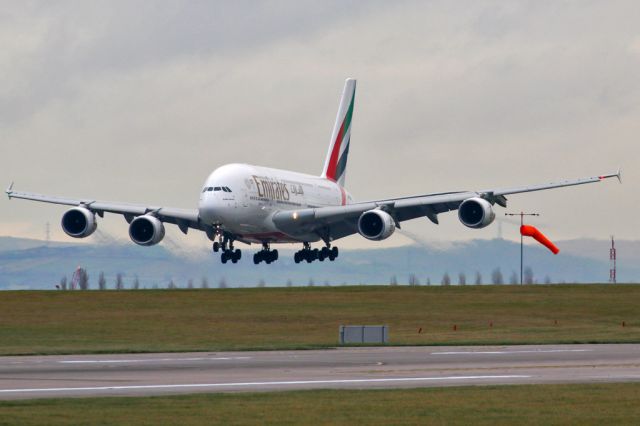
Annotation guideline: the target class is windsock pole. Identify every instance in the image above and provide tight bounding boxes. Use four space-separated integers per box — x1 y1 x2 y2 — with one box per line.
505 212 540 285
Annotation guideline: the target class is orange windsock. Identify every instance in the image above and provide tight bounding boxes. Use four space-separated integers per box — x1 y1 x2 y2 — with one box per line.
520 225 560 255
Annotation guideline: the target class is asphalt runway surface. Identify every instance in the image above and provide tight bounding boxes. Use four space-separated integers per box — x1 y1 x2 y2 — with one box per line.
1 344 639 399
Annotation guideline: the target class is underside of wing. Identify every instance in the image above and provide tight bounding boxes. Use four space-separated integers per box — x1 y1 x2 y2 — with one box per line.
272 170 620 243
6 187 206 239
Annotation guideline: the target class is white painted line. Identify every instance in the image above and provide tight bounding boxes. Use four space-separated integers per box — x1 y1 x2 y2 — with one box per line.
431 349 592 355
0 375 531 394
59 357 251 364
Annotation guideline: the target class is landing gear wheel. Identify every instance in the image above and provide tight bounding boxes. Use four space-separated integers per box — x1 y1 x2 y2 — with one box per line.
213 241 220 253
235 249 241 260
221 252 228 264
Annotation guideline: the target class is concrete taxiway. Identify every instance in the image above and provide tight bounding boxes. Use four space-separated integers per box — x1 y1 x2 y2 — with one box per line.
0 344 639 399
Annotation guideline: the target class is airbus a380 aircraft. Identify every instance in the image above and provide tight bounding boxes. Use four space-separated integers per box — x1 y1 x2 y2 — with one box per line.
7 79 620 265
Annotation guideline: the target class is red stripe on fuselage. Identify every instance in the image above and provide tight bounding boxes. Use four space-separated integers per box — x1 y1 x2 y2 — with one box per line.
339 185 346 206
238 231 299 244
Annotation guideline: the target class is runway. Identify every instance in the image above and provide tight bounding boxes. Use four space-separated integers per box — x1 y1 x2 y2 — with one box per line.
0 344 639 399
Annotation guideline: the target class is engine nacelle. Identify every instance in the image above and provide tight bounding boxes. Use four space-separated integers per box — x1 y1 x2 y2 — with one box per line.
129 215 165 246
458 197 495 229
358 209 396 241
61 207 97 238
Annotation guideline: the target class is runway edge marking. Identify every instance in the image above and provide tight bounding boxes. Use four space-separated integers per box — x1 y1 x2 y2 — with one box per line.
0 375 531 394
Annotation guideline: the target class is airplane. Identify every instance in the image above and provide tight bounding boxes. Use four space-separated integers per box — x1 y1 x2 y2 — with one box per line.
6 78 621 265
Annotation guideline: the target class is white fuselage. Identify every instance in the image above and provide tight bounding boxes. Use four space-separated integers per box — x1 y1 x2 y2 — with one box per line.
198 163 353 244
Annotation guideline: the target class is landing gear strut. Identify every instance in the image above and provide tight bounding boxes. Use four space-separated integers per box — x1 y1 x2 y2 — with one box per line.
214 235 241 264
253 242 278 264
294 242 338 263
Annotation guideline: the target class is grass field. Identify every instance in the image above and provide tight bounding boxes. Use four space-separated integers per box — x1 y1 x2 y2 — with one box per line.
0 383 639 425
0 285 638 355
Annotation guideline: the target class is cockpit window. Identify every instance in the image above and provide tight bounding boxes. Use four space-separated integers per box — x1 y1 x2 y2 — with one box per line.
214 187 222 191
223 187 232 192
207 187 214 192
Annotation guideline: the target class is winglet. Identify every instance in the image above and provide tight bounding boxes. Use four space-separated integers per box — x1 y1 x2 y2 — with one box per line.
598 169 622 184
6 182 14 199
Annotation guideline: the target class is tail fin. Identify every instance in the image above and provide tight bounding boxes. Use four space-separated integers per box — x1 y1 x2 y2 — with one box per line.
321 78 356 187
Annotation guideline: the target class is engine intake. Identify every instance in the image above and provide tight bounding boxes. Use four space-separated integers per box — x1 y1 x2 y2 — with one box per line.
129 215 165 246
458 197 495 229
61 207 97 238
358 209 396 241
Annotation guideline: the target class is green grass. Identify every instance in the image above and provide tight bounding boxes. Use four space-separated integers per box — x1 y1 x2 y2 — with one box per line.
0 285 638 355
1 383 639 425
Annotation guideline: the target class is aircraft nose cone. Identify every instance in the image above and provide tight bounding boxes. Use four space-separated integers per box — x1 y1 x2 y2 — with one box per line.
199 198 223 224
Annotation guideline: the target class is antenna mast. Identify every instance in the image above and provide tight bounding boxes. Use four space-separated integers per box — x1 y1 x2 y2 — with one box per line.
609 236 617 284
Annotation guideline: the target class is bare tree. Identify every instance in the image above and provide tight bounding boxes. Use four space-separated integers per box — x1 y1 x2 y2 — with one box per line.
458 272 467 286
491 268 503 285
441 272 451 286
323 280 330 287
77 268 89 290
59 276 68 291
201 277 209 289
426 277 431 286
168 279 177 289
258 279 266 288
307 278 315 287
524 267 534 285
509 271 519 285
474 271 482 285
544 275 552 284
389 275 398 286
98 272 107 290
286 279 293 287
218 277 227 289
187 279 194 289
408 274 420 286
132 276 140 290
115 273 124 290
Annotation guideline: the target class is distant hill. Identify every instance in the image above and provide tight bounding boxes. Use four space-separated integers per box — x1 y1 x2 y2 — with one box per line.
0 236 636 290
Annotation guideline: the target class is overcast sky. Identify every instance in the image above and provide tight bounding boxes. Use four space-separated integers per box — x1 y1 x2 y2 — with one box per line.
1 1 638 250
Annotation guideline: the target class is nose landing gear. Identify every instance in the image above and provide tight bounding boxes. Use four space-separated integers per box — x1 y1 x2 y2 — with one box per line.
253 243 278 264
294 243 338 263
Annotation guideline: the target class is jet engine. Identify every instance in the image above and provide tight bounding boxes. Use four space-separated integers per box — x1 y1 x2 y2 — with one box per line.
61 207 97 238
358 209 396 241
129 215 165 246
458 197 495 229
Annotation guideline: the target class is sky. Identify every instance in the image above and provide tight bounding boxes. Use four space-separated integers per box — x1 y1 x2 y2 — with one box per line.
0 1 638 251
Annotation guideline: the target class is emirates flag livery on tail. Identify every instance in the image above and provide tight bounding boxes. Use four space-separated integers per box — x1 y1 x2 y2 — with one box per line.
6 78 621 265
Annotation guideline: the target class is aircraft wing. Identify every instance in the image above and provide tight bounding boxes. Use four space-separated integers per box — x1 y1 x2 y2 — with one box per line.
5 185 203 235
272 170 621 241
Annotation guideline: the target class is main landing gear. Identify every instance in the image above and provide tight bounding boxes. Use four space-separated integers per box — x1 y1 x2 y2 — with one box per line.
294 242 338 263
254 243 278 264
213 237 241 264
